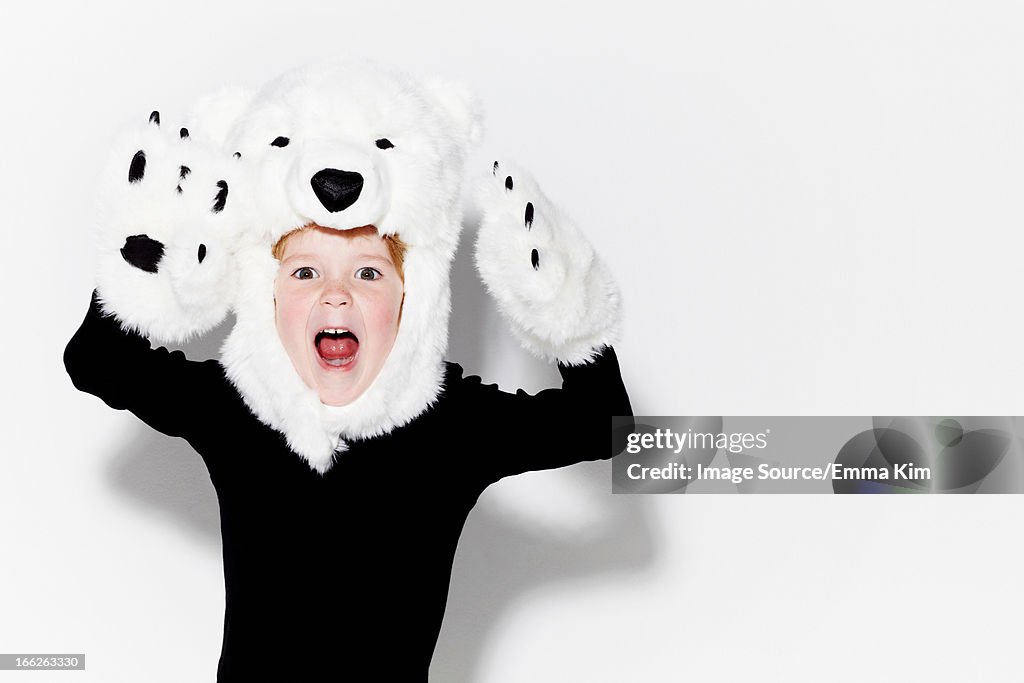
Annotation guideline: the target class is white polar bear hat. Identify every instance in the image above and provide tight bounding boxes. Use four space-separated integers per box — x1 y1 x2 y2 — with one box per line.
93 56 620 475
214 59 482 472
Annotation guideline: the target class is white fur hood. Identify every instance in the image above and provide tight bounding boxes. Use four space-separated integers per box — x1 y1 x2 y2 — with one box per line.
215 59 482 473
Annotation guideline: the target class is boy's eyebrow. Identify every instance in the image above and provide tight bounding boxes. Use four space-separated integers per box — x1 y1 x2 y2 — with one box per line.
281 252 394 266
281 252 318 265
354 253 393 265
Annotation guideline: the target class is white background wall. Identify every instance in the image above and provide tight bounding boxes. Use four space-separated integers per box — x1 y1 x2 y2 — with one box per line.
3 1 1024 681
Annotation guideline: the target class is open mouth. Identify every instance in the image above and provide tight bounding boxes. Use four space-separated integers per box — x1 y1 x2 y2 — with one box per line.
314 328 360 367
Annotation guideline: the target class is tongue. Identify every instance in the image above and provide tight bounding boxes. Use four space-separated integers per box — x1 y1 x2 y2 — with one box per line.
317 336 358 360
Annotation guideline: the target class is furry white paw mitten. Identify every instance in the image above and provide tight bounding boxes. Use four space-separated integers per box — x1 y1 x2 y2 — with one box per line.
94 111 250 343
474 161 622 365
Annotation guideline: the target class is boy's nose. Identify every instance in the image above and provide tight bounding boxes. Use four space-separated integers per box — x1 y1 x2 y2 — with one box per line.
320 282 352 307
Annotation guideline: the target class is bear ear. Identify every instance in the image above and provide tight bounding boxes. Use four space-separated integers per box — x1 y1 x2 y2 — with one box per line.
182 85 257 148
423 77 484 148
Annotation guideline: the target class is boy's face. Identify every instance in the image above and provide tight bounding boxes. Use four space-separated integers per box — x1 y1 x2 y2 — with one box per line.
274 225 404 406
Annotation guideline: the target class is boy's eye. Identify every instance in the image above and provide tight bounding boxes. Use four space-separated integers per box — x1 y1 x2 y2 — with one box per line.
291 266 319 280
356 267 382 281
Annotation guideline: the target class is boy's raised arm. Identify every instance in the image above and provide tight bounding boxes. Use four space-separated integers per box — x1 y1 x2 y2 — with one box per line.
450 346 633 484
467 160 634 483
64 290 229 443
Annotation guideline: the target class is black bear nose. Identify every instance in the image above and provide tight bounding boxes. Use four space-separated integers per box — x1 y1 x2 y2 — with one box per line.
120 234 164 273
311 169 363 213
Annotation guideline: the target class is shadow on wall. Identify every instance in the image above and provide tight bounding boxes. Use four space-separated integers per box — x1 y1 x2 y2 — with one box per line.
106 429 221 552
104 312 233 555
432 465 653 682
104 223 655 682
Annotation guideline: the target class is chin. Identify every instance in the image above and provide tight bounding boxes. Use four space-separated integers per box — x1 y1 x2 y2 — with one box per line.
314 375 366 407
314 381 356 407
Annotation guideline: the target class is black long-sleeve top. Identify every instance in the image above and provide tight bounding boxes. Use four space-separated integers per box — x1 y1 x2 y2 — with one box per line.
63 291 632 682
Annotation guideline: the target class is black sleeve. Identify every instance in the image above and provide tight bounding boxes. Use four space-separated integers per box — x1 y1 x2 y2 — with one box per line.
453 346 634 484
63 290 229 447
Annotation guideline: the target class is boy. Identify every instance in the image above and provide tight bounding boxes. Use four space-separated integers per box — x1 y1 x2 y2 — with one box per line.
66 220 631 681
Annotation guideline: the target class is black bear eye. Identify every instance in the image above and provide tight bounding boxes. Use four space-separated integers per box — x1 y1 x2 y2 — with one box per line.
270 136 290 148
375 138 394 150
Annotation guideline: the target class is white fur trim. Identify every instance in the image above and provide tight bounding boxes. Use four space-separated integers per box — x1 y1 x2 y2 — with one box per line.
220 242 454 474
473 160 622 365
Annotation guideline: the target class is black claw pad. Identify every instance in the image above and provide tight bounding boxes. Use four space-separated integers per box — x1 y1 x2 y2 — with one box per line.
121 234 165 273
